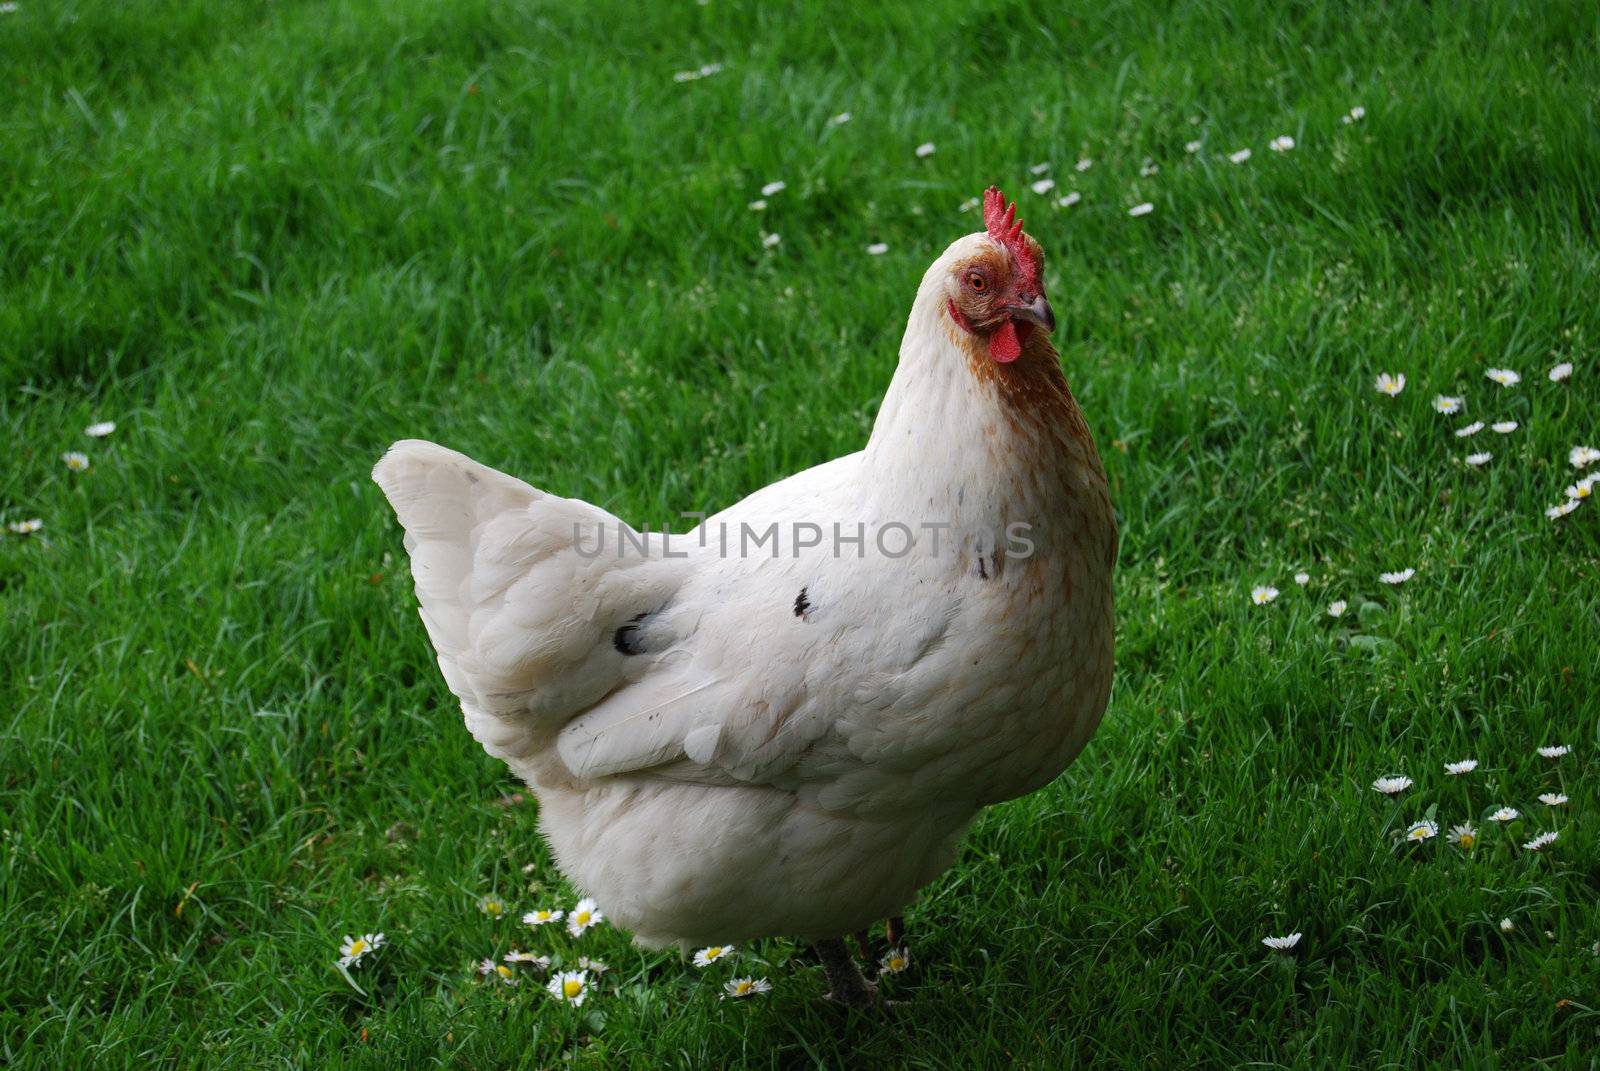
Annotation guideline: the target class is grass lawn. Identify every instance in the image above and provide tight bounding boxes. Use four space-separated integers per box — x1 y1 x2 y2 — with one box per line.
4 0 1600 1065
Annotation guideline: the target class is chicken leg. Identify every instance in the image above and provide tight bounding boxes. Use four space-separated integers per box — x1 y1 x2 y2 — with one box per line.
814 938 877 1009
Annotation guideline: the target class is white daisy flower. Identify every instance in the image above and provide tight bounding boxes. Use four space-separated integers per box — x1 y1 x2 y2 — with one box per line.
1372 775 1413 796
1374 372 1405 396
1566 481 1593 501
576 956 609 974
1455 421 1485 437
1485 368 1520 386
829 112 851 126
1184 139 1202 154
547 970 589 1004
504 950 551 968
85 420 116 437
1250 585 1279 605
1404 819 1439 843
1269 135 1295 152
1522 831 1558 852
1448 823 1477 849
0 4 19 14
1342 106 1366 124
1548 362 1572 382
522 907 564 927
1327 599 1347 617
692 944 735 967
1539 793 1568 807
1444 759 1478 776
761 232 781 249
1490 421 1517 434
1261 933 1302 951
866 243 888 256
760 181 786 197
566 897 603 937
1432 395 1463 414
479 958 519 985
879 946 912 974
1075 158 1093 171
1500 917 1515 933
1294 572 1310 586
1488 807 1519 823
1537 744 1570 759
747 199 766 211
1029 162 1051 175
1128 202 1154 217
1139 160 1159 177
479 896 505 920
1569 445 1599 468
1228 148 1252 164
1379 568 1415 585
1546 500 1580 519
338 932 385 969
1030 178 1056 195
62 452 90 472
1057 192 1081 208
6 518 43 535
723 976 773 999
1465 452 1492 467
914 142 936 158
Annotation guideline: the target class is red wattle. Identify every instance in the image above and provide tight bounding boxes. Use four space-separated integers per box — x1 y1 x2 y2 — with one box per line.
988 320 1021 363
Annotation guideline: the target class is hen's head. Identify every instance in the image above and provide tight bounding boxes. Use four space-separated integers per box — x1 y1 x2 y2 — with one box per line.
940 187 1054 364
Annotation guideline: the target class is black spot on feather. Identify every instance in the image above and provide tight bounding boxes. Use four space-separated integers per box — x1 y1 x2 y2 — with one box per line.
613 611 651 655
794 587 811 618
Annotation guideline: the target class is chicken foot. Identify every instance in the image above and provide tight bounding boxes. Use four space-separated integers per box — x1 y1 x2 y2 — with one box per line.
814 938 878 1009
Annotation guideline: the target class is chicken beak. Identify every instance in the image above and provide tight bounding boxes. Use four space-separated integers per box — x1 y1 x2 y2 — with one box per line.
1012 295 1056 334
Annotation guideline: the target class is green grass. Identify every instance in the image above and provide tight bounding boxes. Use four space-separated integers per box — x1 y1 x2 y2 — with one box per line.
4 0 1600 1065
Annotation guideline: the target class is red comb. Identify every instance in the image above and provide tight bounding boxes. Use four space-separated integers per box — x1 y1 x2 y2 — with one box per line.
982 186 1041 290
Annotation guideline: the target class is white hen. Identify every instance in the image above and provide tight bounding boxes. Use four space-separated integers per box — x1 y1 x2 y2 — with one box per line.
374 187 1116 1004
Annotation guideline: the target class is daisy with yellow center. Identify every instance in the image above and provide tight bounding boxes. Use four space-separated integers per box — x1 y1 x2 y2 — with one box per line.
338 932 385 968
566 897 603 937
1251 585 1279 605
879 946 912 974
504 950 551 969
1374 372 1405 397
479 896 504 919
62 452 90 472
6 518 42 534
1432 395 1463 414
1448 823 1476 849
522 907 563 926
723 976 773 999
692 944 734 967
1485 368 1521 386
547 970 590 1006
479 958 518 985
1404 819 1438 843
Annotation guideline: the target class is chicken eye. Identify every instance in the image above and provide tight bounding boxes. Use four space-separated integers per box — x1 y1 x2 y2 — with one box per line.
966 271 987 292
